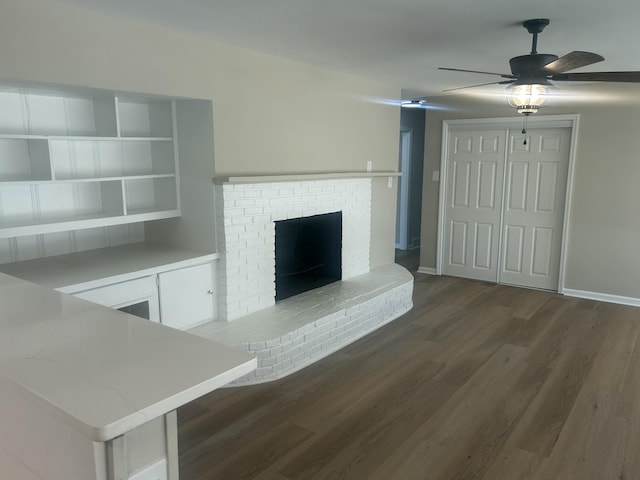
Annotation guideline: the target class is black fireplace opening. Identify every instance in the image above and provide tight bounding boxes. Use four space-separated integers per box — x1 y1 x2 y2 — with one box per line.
275 212 342 302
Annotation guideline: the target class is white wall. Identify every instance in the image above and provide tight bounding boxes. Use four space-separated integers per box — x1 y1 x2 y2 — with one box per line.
0 0 400 267
420 90 640 299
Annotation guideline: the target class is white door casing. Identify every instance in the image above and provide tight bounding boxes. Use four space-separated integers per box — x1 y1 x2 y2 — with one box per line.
437 115 578 292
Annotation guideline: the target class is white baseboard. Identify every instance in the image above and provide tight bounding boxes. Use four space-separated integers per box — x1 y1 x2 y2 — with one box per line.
562 288 640 308
417 266 437 275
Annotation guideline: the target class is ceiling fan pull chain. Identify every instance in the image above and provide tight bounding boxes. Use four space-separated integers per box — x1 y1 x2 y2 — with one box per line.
522 115 528 145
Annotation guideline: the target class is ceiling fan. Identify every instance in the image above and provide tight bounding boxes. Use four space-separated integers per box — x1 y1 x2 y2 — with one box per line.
439 18 640 114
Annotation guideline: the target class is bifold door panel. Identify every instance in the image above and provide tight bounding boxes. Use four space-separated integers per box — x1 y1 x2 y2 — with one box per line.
443 129 505 282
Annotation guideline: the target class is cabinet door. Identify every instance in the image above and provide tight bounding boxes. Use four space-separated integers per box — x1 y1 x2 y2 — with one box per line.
158 263 215 330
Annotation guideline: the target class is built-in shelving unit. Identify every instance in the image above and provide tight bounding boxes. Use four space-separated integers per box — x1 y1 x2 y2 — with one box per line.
0 86 180 239
0 80 219 341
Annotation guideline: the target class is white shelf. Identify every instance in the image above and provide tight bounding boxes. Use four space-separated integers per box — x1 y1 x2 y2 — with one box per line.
0 134 172 141
0 242 218 292
0 89 118 136
0 209 180 240
0 84 181 238
0 133 49 140
30 173 175 183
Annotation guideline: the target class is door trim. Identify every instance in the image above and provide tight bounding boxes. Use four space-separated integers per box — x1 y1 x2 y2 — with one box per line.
436 114 579 293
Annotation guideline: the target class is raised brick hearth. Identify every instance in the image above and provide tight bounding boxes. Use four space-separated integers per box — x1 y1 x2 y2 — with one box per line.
195 175 413 384
190 263 412 385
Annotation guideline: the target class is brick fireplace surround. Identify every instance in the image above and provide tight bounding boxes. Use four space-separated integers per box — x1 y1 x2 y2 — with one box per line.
189 174 414 385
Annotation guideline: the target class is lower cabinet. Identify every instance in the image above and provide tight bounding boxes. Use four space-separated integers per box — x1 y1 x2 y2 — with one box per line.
158 262 216 329
71 261 216 330
73 276 161 323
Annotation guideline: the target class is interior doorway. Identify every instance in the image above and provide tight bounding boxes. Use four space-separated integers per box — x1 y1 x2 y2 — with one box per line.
396 129 412 250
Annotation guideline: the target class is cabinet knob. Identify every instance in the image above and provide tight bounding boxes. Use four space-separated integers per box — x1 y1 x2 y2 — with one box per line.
207 290 214 295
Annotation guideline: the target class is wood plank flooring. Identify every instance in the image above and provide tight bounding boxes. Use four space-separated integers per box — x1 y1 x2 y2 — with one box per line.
178 272 640 480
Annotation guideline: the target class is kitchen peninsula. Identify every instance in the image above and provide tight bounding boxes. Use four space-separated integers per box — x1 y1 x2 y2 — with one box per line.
0 272 256 480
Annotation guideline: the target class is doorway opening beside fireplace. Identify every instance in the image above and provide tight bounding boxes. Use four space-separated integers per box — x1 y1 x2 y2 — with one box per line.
275 212 342 302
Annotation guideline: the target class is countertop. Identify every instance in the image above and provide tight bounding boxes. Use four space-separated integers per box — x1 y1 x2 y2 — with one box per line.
0 272 256 442
0 242 219 293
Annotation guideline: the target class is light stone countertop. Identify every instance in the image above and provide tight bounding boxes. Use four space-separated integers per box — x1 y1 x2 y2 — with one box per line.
0 242 219 293
0 272 257 442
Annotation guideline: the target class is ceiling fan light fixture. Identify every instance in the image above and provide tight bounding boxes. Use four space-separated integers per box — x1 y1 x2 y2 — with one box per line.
401 99 427 108
507 83 552 115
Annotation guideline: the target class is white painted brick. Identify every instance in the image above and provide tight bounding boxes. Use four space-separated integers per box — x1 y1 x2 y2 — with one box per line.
243 189 262 198
223 190 249 200
290 352 306 367
315 314 339 327
249 341 266 351
256 349 271 359
240 206 263 216
216 178 373 322
260 188 279 197
297 323 315 336
275 358 293 370
231 216 254 225
223 206 246 218
306 344 323 358
261 356 277 367
287 344 303 358
280 339 294 352
254 367 274 377
235 198 256 207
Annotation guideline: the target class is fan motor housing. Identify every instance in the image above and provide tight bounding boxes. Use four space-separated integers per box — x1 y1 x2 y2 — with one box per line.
509 54 558 76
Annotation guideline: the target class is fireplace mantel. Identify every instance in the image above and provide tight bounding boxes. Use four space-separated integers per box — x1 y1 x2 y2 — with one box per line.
212 171 400 184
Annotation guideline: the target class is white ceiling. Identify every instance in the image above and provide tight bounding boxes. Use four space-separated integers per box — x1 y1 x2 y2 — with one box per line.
56 0 640 102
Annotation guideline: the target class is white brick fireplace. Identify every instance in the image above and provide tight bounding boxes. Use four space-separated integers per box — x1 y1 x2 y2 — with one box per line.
214 177 372 321
192 174 414 384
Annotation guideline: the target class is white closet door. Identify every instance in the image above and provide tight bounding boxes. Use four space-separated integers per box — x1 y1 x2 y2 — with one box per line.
500 128 571 290
442 129 505 282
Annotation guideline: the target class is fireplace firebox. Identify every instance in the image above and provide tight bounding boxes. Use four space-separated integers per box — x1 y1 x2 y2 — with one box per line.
274 212 342 301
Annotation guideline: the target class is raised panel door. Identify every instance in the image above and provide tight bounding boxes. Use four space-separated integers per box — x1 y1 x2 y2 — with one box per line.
442 129 505 282
500 128 571 290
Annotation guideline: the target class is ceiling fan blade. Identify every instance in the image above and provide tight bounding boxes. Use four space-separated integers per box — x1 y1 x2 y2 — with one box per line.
439 67 515 79
543 51 605 73
442 80 514 93
550 71 640 82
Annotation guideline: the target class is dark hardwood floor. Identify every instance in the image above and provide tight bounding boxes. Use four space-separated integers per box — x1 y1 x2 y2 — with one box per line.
178 272 640 480
394 248 420 272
